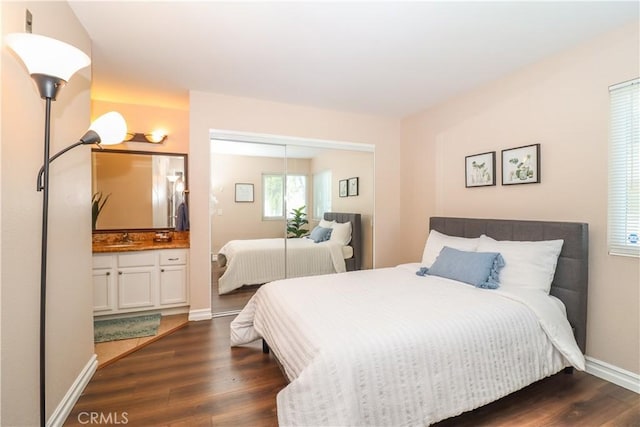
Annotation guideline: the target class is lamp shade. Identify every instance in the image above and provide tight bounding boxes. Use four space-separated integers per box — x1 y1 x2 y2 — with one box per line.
5 33 90 82
89 112 127 145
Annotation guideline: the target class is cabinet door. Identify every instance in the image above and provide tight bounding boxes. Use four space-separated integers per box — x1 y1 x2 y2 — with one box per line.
118 267 156 309
93 268 115 313
159 265 188 305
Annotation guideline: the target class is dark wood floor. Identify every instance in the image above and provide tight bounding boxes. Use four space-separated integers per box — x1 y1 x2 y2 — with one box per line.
211 261 259 314
65 316 639 426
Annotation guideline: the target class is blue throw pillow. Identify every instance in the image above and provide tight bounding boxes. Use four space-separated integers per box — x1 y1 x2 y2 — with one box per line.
309 226 332 243
418 246 504 289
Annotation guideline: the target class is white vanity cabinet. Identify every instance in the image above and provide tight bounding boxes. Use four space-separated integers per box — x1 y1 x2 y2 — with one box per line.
159 250 189 306
117 252 156 310
92 255 116 313
93 249 189 316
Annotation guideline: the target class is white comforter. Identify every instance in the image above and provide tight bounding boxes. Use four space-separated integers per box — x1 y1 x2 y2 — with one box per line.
230 263 585 427
217 238 347 294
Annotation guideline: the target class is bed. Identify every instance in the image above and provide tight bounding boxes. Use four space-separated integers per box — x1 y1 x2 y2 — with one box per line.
230 217 588 426
217 212 362 294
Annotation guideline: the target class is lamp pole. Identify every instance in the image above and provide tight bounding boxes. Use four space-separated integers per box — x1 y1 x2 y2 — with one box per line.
39 96 53 427
30 70 67 427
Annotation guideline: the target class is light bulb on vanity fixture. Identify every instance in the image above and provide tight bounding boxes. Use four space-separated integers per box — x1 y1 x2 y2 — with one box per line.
5 32 127 427
124 130 168 144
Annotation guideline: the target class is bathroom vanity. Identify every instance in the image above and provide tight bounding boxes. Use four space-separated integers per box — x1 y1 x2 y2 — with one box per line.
92 233 190 316
91 148 190 317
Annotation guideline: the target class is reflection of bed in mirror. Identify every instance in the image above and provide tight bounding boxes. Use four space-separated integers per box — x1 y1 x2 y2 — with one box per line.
216 212 362 295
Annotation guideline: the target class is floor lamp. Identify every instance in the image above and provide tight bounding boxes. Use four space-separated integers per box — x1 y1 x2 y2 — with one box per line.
5 33 127 427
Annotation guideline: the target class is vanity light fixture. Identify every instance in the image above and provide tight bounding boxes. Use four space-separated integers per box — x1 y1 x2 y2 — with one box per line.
124 130 168 144
6 32 127 427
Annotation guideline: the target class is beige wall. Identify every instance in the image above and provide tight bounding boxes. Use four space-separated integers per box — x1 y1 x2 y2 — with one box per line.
92 100 189 154
311 149 375 269
1 2 94 424
190 92 401 314
400 22 640 374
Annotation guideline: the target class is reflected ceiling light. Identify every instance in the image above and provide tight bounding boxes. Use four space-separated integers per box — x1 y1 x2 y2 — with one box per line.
124 131 168 144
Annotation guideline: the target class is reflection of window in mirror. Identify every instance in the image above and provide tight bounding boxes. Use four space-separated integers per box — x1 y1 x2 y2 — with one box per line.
262 173 307 220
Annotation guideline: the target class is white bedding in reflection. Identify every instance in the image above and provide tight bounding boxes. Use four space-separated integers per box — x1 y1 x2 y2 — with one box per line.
217 237 348 294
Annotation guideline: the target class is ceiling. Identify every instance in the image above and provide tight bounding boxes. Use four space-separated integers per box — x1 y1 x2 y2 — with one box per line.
69 1 638 118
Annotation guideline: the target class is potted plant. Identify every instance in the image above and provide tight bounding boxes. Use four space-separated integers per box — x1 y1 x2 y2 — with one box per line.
92 191 111 230
287 206 309 238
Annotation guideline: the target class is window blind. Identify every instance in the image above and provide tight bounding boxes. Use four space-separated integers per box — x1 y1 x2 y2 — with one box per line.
313 170 332 220
608 78 639 257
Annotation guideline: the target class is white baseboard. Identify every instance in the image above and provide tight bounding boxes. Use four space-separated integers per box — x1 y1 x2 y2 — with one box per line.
47 354 98 427
585 356 640 394
189 308 213 321
212 310 241 318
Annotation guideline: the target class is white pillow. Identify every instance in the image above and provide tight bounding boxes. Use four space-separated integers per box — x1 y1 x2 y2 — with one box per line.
421 230 480 267
477 234 563 293
329 221 352 245
319 219 336 229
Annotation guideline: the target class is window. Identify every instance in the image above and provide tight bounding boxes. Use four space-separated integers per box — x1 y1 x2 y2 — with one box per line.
262 173 307 220
313 170 332 220
608 78 639 257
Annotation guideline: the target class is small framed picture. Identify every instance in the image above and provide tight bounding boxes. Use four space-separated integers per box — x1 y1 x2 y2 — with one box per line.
348 177 359 196
235 183 254 202
339 179 348 197
465 151 496 188
502 144 540 185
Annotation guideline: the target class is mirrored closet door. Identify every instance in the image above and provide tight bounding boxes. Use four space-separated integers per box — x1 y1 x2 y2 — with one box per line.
210 136 374 315
210 141 286 314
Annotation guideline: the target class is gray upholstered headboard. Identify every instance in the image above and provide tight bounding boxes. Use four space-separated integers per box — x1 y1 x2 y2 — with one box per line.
429 217 589 353
324 212 362 271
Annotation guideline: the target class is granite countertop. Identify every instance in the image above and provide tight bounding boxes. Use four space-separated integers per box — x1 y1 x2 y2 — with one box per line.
92 231 190 253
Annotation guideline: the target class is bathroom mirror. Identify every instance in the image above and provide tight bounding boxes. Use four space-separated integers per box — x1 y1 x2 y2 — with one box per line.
91 149 188 230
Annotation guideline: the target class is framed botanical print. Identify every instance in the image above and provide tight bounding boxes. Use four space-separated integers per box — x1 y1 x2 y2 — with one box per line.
502 144 540 185
465 151 496 188
339 179 348 197
348 177 359 196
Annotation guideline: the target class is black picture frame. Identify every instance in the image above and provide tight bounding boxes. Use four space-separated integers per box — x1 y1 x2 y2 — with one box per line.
501 144 541 185
339 179 348 197
465 151 496 188
348 177 359 196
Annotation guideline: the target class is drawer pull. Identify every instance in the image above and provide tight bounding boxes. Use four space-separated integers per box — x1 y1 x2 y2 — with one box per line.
106 272 110 276
118 272 123 275
161 269 165 272
168 257 179 261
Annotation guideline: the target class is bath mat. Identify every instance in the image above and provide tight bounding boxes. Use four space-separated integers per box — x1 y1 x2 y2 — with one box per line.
94 313 161 343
